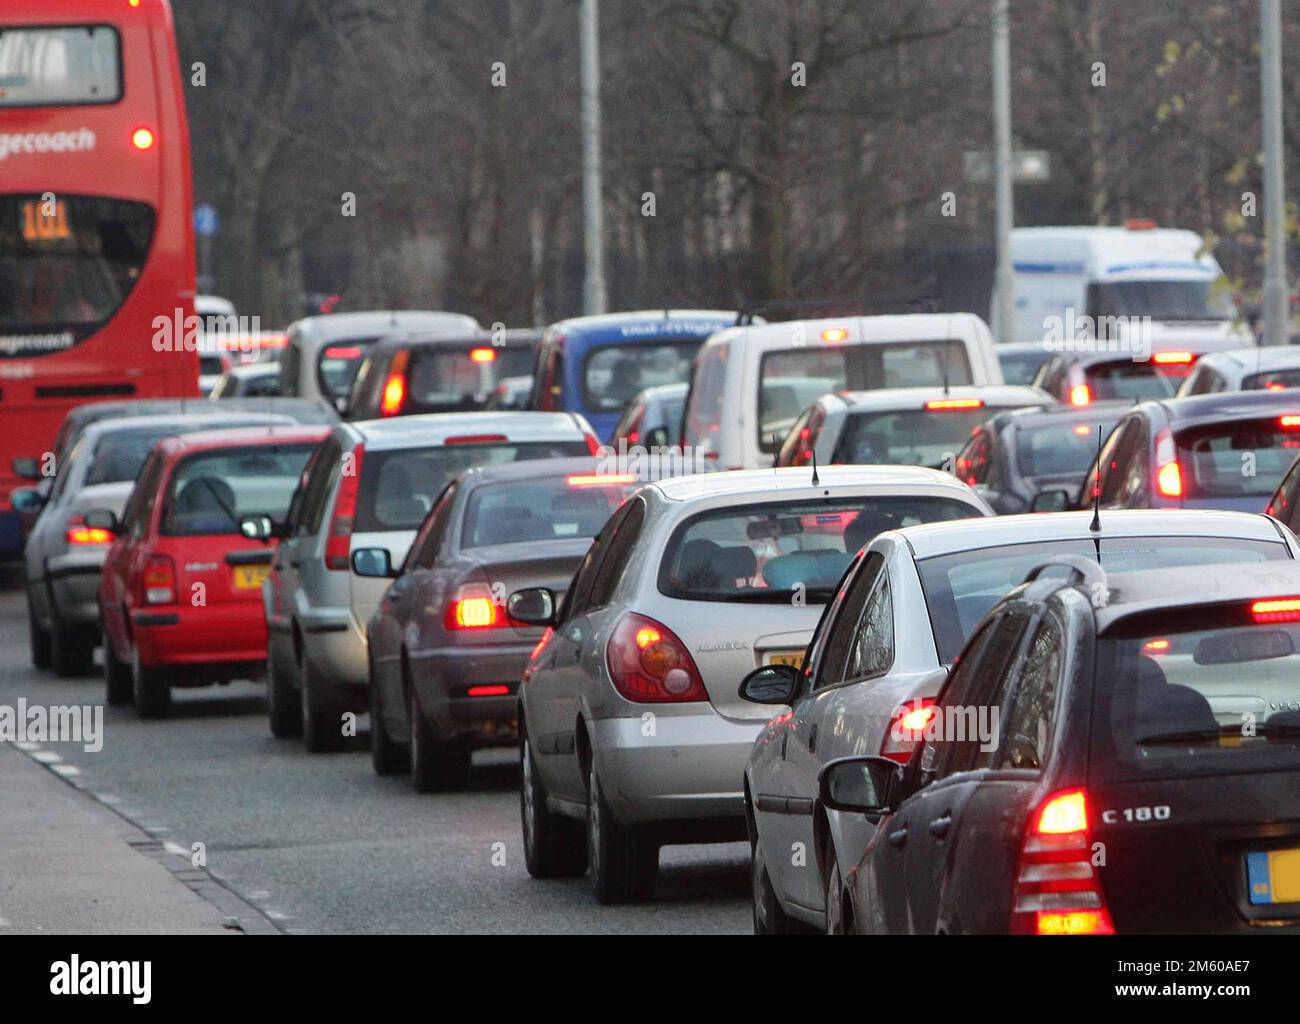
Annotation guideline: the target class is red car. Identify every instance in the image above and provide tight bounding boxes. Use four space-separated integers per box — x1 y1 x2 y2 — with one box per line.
93 425 329 718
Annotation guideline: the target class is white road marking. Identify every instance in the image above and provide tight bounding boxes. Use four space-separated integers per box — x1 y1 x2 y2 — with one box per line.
31 750 61 764
50 763 79 777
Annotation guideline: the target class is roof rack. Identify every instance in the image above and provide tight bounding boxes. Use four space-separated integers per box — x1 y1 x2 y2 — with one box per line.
1021 555 1107 593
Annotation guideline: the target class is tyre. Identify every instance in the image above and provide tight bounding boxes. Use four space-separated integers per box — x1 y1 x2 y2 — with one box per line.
103 636 133 706
520 730 585 878
131 647 172 719
408 686 469 793
752 839 808 935
369 658 408 775
824 853 852 935
50 608 95 678
300 648 344 752
267 654 302 739
28 598 52 670
587 765 657 904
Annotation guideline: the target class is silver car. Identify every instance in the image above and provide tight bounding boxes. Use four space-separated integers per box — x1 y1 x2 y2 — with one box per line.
24 412 294 677
361 457 645 790
263 411 598 752
741 508 1300 934
508 465 992 904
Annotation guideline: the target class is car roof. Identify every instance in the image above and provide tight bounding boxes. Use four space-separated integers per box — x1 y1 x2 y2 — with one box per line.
995 400 1129 432
649 464 978 503
454 456 631 491
834 385 1054 412
1052 338 1244 367
77 412 293 445
1193 346 1300 375
1155 388 1300 426
367 326 541 353
346 410 584 450
1095 560 1300 630
712 313 989 352
548 310 739 343
899 508 1284 560
155 424 331 458
291 311 481 344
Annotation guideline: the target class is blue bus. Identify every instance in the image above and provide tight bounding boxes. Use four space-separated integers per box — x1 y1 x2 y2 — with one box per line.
528 311 741 443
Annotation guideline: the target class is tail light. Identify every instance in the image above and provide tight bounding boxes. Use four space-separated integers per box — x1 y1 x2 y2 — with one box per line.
325 444 365 570
65 514 113 546
1069 383 1093 407
445 582 506 630
1154 429 1182 498
142 553 177 605
1280 415 1300 429
786 405 826 466
606 612 707 703
380 351 409 417
1142 638 1171 655
881 698 937 764
585 432 602 455
131 126 155 150
1011 788 1115 935
470 348 497 364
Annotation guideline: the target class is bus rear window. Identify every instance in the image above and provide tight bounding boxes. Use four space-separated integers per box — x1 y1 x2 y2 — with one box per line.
0 195 154 356
0 26 121 107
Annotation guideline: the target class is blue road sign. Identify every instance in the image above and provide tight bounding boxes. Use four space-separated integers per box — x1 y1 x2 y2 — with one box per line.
194 203 219 237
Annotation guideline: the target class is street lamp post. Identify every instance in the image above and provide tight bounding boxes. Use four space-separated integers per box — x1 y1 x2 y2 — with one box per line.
580 0 608 316
992 0 1016 344
1261 0 1289 346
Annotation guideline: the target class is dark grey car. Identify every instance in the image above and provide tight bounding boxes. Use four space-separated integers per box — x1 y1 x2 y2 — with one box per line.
359 457 642 791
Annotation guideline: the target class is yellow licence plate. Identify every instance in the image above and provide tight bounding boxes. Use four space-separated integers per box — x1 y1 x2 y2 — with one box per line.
766 651 804 668
233 565 270 590
1247 848 1300 904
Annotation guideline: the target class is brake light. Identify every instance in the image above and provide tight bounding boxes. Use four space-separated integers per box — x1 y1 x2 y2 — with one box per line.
1011 788 1115 935
606 612 707 703
466 685 510 697
585 433 602 455
1281 416 1300 429
131 126 155 151
1073 424 1091 436
380 350 409 416
325 444 364 571
1142 638 1171 655
324 346 362 360
65 515 113 546
785 405 826 466
1125 218 1157 231
1153 351 1193 365
567 474 636 487
925 398 984 411
1069 383 1093 407
445 583 506 631
1155 429 1183 498
1251 597 1300 623
880 698 937 764
142 553 177 605
444 434 508 446
470 348 496 364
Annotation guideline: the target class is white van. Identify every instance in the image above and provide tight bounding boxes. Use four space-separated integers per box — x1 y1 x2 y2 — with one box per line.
994 223 1249 346
278 311 480 411
682 313 1004 470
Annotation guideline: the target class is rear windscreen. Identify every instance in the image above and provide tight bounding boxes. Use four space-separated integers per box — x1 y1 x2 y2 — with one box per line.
355 441 589 532
1016 416 1121 478
917 537 1290 664
834 407 1016 468
1177 421 1300 500
405 347 534 414
659 496 981 604
0 25 121 107
1085 360 1181 402
461 477 636 548
999 350 1052 386
1244 368 1300 392
162 445 316 536
1092 614 1300 783
583 342 700 413
317 340 378 400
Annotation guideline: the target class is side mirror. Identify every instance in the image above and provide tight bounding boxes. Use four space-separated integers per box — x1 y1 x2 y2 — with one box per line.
351 547 396 579
507 587 556 627
1030 489 1071 514
83 508 118 533
738 663 800 706
11 487 45 513
239 514 274 541
12 456 40 481
818 755 904 815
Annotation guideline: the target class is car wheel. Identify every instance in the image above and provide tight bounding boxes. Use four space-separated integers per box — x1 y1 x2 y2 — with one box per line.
587 765 657 904
520 730 585 878
28 598 52 669
131 646 172 720
50 608 95 678
370 658 408 775
299 648 344 752
408 686 468 793
267 654 302 739
103 633 133 706
752 839 807 935
824 854 851 935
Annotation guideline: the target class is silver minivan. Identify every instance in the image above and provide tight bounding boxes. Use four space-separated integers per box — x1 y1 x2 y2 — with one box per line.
263 411 599 751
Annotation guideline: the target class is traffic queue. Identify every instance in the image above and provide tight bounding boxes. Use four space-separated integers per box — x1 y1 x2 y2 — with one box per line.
16 304 1300 936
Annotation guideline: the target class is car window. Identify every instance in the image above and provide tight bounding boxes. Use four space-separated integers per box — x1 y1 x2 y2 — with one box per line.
810 552 882 691
161 445 316 537
1015 416 1119 479
408 484 457 571
683 341 728 447
583 343 699 414
284 444 324 532
119 450 161 538
298 439 342 535
844 572 894 682
560 499 634 621
279 341 301 397
998 611 1065 771
461 476 636 549
955 427 993 486
1177 420 1300 500
1099 418 1143 505
836 408 1012 470
586 497 646 609
1112 419 1150 507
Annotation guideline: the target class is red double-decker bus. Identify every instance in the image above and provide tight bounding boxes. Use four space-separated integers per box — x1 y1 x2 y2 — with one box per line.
0 0 197 556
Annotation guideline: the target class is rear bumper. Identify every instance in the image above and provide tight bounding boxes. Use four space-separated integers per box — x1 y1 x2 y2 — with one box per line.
300 616 368 690
590 712 764 826
47 554 107 629
408 643 527 745
132 601 268 669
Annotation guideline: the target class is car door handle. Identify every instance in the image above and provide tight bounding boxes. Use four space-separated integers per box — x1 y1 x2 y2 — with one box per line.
887 828 908 848
928 815 952 838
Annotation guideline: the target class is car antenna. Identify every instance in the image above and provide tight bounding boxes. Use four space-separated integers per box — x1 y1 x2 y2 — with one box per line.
810 448 821 487
1089 425 1103 535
